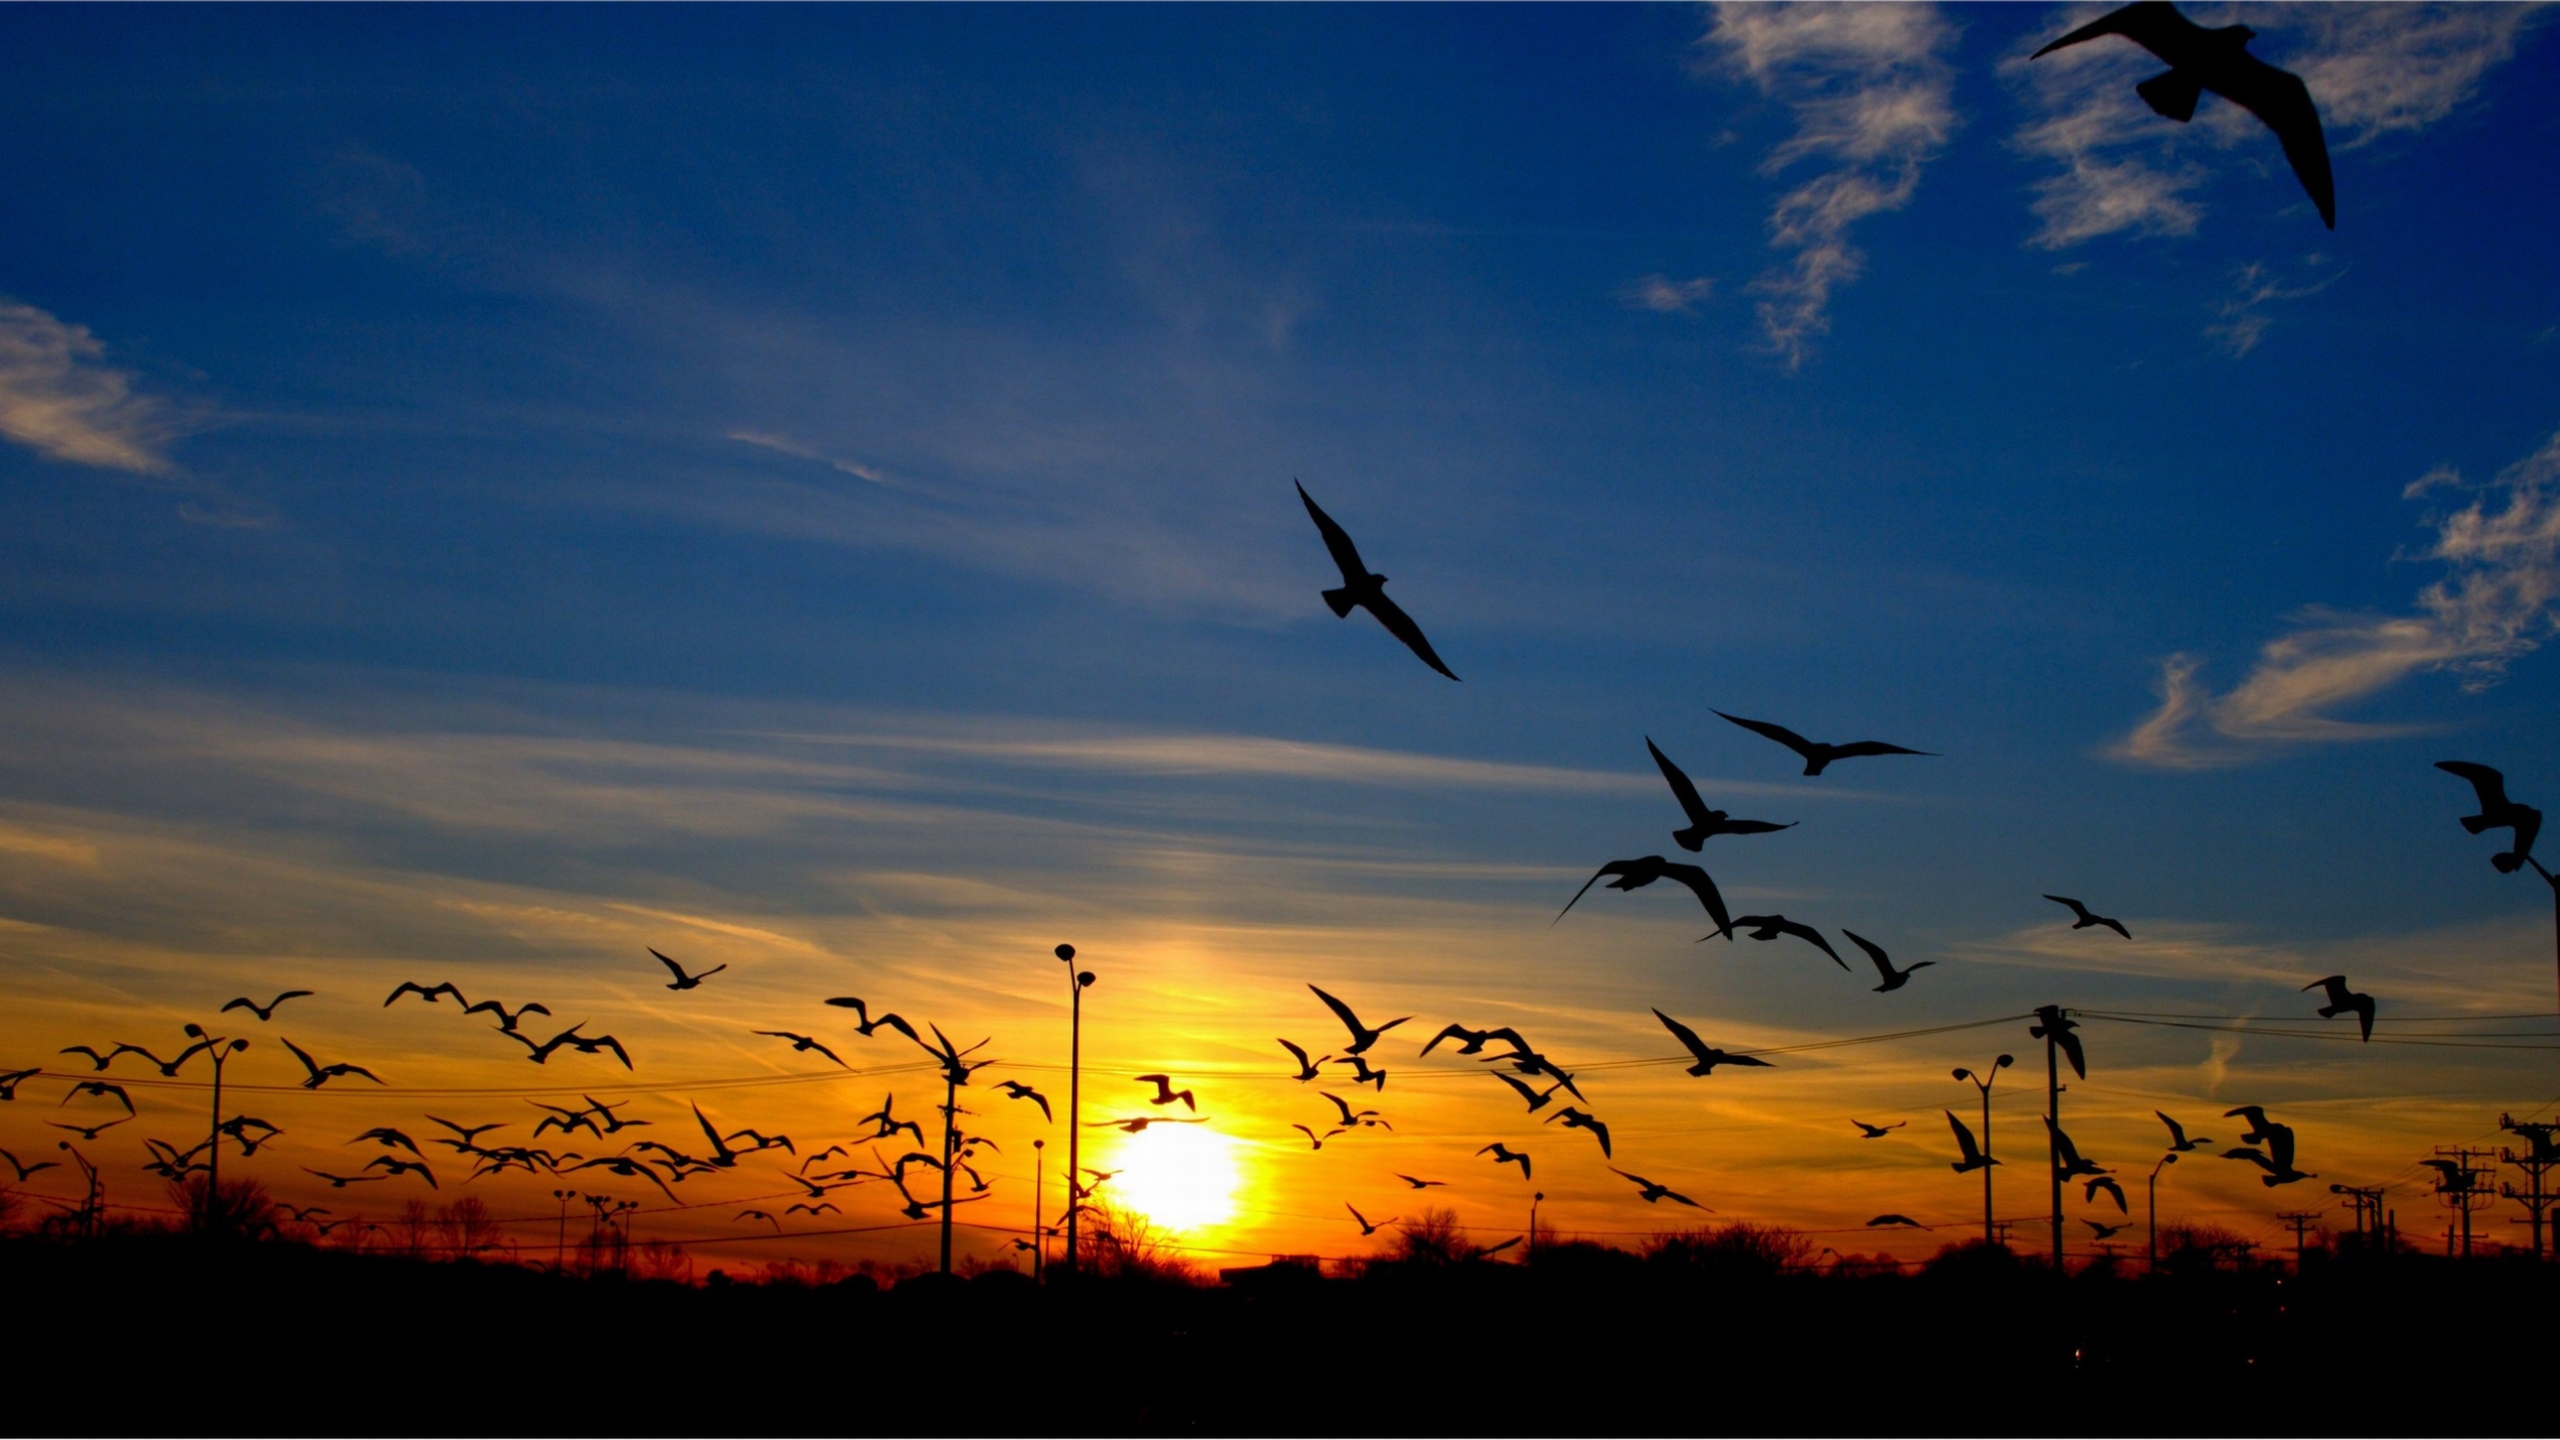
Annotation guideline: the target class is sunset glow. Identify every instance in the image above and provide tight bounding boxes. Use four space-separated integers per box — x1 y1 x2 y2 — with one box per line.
1099 1123 1245 1237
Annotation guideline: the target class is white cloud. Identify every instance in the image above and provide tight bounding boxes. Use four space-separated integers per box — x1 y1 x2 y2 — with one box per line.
2117 429 2560 767
2203 257 2344 357
1621 275 1715 314
1699 2 1958 366
0 298 174 474
2007 3 2541 249
725 428 898 486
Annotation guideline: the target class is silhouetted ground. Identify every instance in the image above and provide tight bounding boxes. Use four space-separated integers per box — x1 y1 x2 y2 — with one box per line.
8 1233 2556 1434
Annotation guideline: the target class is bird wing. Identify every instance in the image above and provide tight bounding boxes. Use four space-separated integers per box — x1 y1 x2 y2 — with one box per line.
2436 760 2511 810
1651 1008 1713 1064
1554 862 1634 923
2264 1124 2296 1174
1946 1110 1982 1161
649 947 687 982
1279 1037 1314 1069
2157 1111 2189 1149
1647 738 1714 830
279 1036 323 1081
1490 1070 1542 1106
220 997 254 1015
1775 919 1847 970
1839 930 1898 982
876 1013 921 1044
1309 986 1367 1043
809 1039 846 1068
2222 54 2334 229
1358 588 1460 682
2042 895 2090 920
1713 711 1818 761
1657 863 1734 938
1296 481 1370 585
1828 741 1932 761
1322 1091 1358 1124
2031 1 2194 61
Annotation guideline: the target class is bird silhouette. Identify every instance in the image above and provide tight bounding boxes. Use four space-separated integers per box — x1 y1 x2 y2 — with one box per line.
1337 1055 1390 1092
220 990 312 1022
1610 1167 1706 1208
736 1209 782 1231
531 1103 604 1141
2223 1124 2313 1187
364 1156 437 1188
283 1205 332 1224
1395 1174 1448 1190
1947 1112 1998 1173
2085 1176 2129 1213
823 996 922 1043
858 1095 925 1147
1291 1124 1342 1151
462 998 552 1033
1647 737 1794 850
1713 711 1933 777
111 1041 208 1077
350 1127 424 1158
1851 1120 1905 1139
0 1148 60 1182
280 1037 383 1089
582 1097 648 1133
1555 856 1735 939
1730 914 1846 971
1321 1092 1382 1129
787 1201 841 1217
57 1045 117 1072
993 1079 1053 1121
1867 1214 1926 1228
557 1031 634 1069
571 1155 677 1200
2156 1112 2211 1152
1277 1038 1329 1080
2084 1217 2129 1241
1421 1023 1501 1057
1654 1009 1773 1077
302 1168 386 1188
1296 480 1459 681
2030 0 2334 228
2223 1106 2278 1146
691 1104 744 1168
2031 1006 2088 1080
2043 896 2131 940
1134 1074 1197 1111
650 948 726 991
0 1068 35 1100
2419 1158 2480 1193
1491 1070 1562 1113
500 1023 588 1065
1346 1203 1399 1236
755 1031 848 1068
60 1081 135 1115
1842 930 1933 992
426 1116 511 1150
384 981 468 1008
1478 1143 1532 1179
2303 976 2376 1042
2437 761 2543 873
50 1117 129 1141
2048 1119 2110 1180
1090 1115 1206 1134
1545 1107 1612 1157
1479 1048 1583 1101
724 1127 795 1156
1309 986 1409 1056
219 1117 284 1156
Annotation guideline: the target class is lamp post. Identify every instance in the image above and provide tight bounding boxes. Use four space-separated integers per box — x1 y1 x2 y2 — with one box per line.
184 1025 251 1233
1032 1138 1046 1283
2148 1152 2177 1275
552 1189 576 1273
1058 943 1095 1276
1529 1191 1544 1263
1952 1054 2014 1248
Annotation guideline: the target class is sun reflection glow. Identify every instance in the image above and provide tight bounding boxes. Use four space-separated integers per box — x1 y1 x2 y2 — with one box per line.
1102 1122 1243 1234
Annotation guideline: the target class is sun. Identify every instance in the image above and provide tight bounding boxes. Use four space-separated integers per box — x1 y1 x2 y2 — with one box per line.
1102 1122 1244 1234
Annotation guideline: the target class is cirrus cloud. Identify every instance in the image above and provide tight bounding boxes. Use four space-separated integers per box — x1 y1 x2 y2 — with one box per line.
0 298 175 475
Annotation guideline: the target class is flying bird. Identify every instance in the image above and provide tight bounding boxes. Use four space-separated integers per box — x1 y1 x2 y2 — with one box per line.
736 1209 782 1231
426 1116 510 1149
1321 1092 1381 1129
1555 856 1734 939
50 1117 129 1141
0 1068 35 1101
1421 1024 1505 1058
2047 1119 2109 1180
650 948 726 991
2304 975 2376 1042
58 1045 118 1072
1291 1124 1342 1151
1277 1038 1329 1081
60 1081 135 1115
1730 914 1846 971
823 997 921 1043
1346 1203 1398 1237
2223 1124 2313 1187
1309 986 1408 1057
1851 1120 1905 1139
220 990 312 1022
2419 1158 2480 1193
2156 1112 2211 1152
1647 737 1794 850
364 1156 437 1188
1843 930 1933 993
1491 1070 1562 1113
582 1097 648 1133
462 998 552 1034
1089 1115 1205 1134
1545 1107 1612 1158
786 1201 840 1217
858 1096 925 1147
349 1127 424 1158
1395 1174 1448 1190
1947 1112 1997 1174
2085 1176 2128 1213
1713 710 1933 777
755 1031 848 1068
302 1168 386 1189
558 1031 634 1070
2030 0 2335 229
1654 1009 1773 1077
2084 1218 2129 1241
2223 1106 2279 1146
111 1041 209 1078
993 1080 1053 1121
1867 1214 1926 1229
383 981 468 1008
1610 1167 1706 1208
2437 761 2543 873
1478 1143 1532 1179
571 1155 678 1200
0 1148 60 1182
1337 1055 1390 1092
1296 480 1459 681
280 1037 383 1089
2031 1006 2088 1080
530 1103 603 1141
1134 1075 1197 1111
2043 896 2131 940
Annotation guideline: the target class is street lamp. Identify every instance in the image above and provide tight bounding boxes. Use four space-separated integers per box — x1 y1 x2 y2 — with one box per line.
1530 1192 1544 1263
1952 1054 2014 1248
1057 944 1096 1277
2148 1152 2177 1275
552 1189 577 1273
184 1024 252 1233
1032 1138 1046 1283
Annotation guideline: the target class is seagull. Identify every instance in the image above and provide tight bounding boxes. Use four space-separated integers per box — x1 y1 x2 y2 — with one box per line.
1321 1092 1381 1129
1842 930 1934 993
383 981 468 1008
0 1148 60 1182
649 947 726 991
1713 711 1933 777
786 1201 840 1217
1851 1120 1905 1139
1491 1071 1562 1113
2048 1119 2109 1180
50 1117 129 1141
1337 1055 1390 1092
280 1037 383 1089
1610 1168 1706 1208
823 997 921 1043
531 1103 604 1141
1545 1107 1612 1158
1134 1075 1197 1111
1730 914 1847 971
2419 1158 2479 1193
1646 737 1794 851
1421 1024 1504 1057
1296 480 1459 681
2084 1217 2129 1241
1867 1214 1927 1229
2030 0 2334 229
2224 1122 2313 1187
1653 1009 1773 1077
426 1116 511 1150
349 1127 424 1158
2156 1112 2211 1152
2304 976 2376 1042
462 998 552 1034
1396 1174 1448 1190
58 1045 118 1072
365 1156 437 1188
1479 1048 1582 1101
691 1104 744 1168
0 1068 35 1101
571 1155 678 1200
1090 1116 1206 1134
2043 896 2131 940
582 1098 648 1134
500 1023 589 1065
1277 1038 1329 1081
1291 1124 1342 1151
1478 1143 1532 1179
1555 856 1734 939
993 1080 1053 1121
2085 1176 2129 1213
110 1041 208 1077
736 1209 782 1231
1948 1112 1997 1173
723 1127 795 1156
2437 761 2543 873
1346 1203 1399 1237
2031 1006 2088 1080
302 1168 387 1188
558 1032 634 1070
2223 1106 2279 1146
1309 986 1409 1056
60 1081 135 1115
220 990 312 1022
859 1096 924 1147
755 1031 848 1068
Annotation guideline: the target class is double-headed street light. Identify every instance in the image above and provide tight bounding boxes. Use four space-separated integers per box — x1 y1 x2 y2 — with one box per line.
1952 1054 2014 1248
1058 943 1096 1277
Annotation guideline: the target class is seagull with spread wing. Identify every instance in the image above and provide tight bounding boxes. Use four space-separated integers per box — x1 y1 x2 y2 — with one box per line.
1947 1112 1997 1174
1478 1143 1532 1180
755 1031 848 1068
384 981 468 1008
2304 976 2376 1043
1729 914 1846 971
1555 856 1735 939
1654 1009 1772 1077
1296 480 1459 681
2043 895 2131 940
280 1037 382 1089
993 1079 1053 1121
824 996 921 1043
1714 710 1933 777
1610 1167 1706 1208
220 991 312 1022
650 948 726 991
1309 985 1408 1056
2436 761 2543 873
1842 930 1933 992
1646 737 1793 850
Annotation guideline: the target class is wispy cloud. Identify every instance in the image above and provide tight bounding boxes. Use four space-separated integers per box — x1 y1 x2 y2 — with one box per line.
2118 428 2560 767
1699 2 1958 366
725 428 898 486
0 298 175 474
1620 275 1715 315
2009 3 2541 249
2204 256 2344 357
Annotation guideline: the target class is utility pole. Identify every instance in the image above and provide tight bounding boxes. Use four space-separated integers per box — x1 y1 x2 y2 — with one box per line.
939 1065 959 1275
2430 1146 2498 1257
183 1024 250 1233
2031 1006 2084 1272
1529 1192 1543 1263
2277 1210 2323 1271
2148 1152 2177 1275
1952 1054 2013 1248
56 1143 101 1239
2498 1114 2559 1260
551 1188 575 1273
1057 943 1094 1277
1032 1138 1046 1282
2330 1183 2385 1246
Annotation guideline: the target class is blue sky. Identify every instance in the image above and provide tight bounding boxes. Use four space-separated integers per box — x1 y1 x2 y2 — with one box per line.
4 4 2559 1261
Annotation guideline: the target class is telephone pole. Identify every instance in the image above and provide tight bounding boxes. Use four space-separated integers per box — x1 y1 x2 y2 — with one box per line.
2031 1006 2084 1271
1031 1138 1046 1282
2276 1210 2323 1271
2498 1114 2558 1260
938 1068 959 1275
2330 1183 2385 1245
2431 1146 2498 1257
